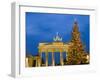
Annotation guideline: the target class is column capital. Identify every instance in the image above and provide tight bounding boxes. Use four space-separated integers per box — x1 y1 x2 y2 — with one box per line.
60 48 63 53
51 48 55 53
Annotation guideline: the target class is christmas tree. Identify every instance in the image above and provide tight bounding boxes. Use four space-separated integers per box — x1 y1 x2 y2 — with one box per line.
67 20 88 65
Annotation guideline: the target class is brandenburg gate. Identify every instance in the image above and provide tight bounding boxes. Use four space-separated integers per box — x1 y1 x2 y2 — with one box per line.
38 32 71 66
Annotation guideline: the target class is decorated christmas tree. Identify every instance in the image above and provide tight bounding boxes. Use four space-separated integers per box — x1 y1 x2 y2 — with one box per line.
67 20 88 65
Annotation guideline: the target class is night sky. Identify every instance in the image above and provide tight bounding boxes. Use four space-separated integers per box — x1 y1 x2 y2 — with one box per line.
26 12 90 65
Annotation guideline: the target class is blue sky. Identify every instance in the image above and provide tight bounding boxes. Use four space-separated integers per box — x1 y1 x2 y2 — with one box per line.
26 12 90 64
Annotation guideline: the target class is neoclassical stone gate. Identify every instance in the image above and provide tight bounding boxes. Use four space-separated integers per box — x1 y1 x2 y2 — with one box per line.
38 42 72 66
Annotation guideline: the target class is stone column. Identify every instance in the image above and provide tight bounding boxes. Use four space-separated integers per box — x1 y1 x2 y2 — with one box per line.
60 51 64 66
66 51 67 62
46 51 48 66
36 58 38 67
52 51 55 66
39 51 42 67
25 58 29 67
